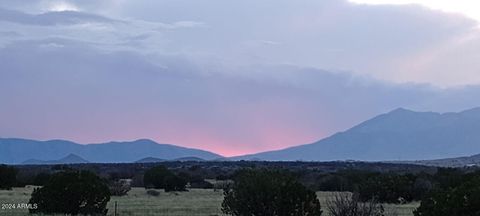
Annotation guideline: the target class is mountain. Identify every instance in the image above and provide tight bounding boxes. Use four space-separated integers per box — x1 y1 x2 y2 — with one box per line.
135 157 166 163
171 156 206 162
0 138 222 164
135 156 206 163
233 107 480 161
22 154 90 165
396 154 480 167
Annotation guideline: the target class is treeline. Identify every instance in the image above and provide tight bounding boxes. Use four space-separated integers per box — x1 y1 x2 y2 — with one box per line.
3 163 480 215
308 168 480 203
0 165 17 189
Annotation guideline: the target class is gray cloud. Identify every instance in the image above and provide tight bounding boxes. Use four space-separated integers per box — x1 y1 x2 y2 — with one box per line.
74 0 478 86
1 1 480 154
0 30 21 37
1 38 480 154
0 8 117 26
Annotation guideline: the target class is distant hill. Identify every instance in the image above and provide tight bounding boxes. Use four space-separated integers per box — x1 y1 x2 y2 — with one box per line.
135 156 206 163
395 154 480 167
233 107 480 161
22 154 90 165
0 138 223 164
171 157 205 162
135 157 166 163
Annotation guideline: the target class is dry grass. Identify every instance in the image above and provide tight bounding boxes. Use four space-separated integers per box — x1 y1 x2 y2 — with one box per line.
0 187 418 216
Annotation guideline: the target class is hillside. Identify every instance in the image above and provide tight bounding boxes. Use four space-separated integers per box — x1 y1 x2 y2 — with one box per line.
22 154 90 165
135 157 166 163
233 107 480 161
397 154 480 167
0 138 222 164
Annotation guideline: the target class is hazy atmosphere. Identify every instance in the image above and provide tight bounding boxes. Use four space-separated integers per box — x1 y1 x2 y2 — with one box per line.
2 0 480 156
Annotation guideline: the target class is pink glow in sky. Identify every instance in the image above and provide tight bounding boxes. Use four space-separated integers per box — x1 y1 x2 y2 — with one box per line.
2 0 480 157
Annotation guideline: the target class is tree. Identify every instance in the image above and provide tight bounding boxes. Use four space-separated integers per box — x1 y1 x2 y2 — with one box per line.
222 169 322 216
0 165 17 190
164 174 187 192
143 165 187 192
144 165 171 189
33 173 52 186
357 173 415 203
326 193 386 216
29 170 110 215
108 179 131 196
414 177 480 216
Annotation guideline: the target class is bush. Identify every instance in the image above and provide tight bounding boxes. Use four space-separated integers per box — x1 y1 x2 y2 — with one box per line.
327 193 385 216
164 174 187 192
0 165 17 190
144 166 187 192
109 179 131 196
190 180 214 189
316 174 352 192
178 172 212 189
33 173 51 186
144 165 171 189
414 177 480 216
146 189 160 196
131 173 144 187
29 170 110 215
222 169 322 216
357 174 415 203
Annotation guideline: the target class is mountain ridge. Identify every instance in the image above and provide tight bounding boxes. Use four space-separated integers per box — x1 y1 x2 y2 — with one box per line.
22 153 90 165
4 107 480 164
231 107 480 161
0 138 222 164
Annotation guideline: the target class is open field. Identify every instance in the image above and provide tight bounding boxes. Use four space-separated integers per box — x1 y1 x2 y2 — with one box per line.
0 187 418 216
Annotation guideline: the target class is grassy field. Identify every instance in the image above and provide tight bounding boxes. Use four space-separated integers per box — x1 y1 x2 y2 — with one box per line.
0 187 418 216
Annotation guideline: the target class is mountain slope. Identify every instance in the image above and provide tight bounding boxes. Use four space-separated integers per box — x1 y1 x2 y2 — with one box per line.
135 157 166 163
233 107 480 161
396 153 480 167
0 138 222 164
22 154 90 165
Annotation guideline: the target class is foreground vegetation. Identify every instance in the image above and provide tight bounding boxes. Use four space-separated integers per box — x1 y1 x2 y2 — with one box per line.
2 162 480 215
0 187 417 216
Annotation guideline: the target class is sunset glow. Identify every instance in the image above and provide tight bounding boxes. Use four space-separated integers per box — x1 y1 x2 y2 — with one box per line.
349 0 480 22
2 0 480 157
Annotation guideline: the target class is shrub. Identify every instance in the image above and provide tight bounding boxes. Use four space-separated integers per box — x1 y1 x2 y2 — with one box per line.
316 174 352 192
109 179 131 196
144 165 187 192
222 169 322 216
190 180 214 189
414 177 480 216
146 189 160 196
33 173 51 186
327 193 385 216
357 174 415 203
144 165 171 189
29 170 110 215
0 165 17 190
164 174 187 192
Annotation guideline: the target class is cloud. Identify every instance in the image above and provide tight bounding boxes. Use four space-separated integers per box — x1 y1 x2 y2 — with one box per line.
1 38 480 156
2 1 480 155
0 30 21 37
160 21 207 29
0 8 117 26
63 0 477 87
2 1 477 87
45 1 80 12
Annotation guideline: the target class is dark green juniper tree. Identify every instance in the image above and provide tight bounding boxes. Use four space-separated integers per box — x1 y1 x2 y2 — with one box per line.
0 165 17 190
143 165 187 192
414 177 480 216
222 169 322 216
29 170 111 215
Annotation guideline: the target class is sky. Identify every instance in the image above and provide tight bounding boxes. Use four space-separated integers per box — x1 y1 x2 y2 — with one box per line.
1 0 480 156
